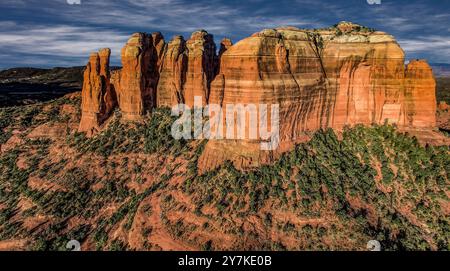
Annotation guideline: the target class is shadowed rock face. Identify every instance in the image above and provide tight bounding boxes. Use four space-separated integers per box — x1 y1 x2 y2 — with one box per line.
79 22 438 170
439 101 449 111
184 30 217 106
216 38 233 75
404 60 437 128
79 48 116 136
157 35 187 107
157 30 218 107
117 33 155 120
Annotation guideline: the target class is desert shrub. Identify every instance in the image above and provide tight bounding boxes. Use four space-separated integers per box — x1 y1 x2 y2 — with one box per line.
186 124 449 250
70 108 191 157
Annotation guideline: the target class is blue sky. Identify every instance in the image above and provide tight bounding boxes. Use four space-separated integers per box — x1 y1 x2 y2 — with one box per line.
0 0 449 68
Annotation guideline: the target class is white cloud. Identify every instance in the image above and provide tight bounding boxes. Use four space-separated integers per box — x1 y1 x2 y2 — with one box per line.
0 25 130 67
399 36 450 61
0 0 321 68
1 0 449 67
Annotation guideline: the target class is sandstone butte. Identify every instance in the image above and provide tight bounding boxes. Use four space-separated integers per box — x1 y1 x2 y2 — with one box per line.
79 22 442 170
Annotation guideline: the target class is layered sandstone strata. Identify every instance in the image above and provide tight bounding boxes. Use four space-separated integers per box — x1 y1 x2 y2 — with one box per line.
157 30 217 107
157 35 187 107
219 38 233 58
79 48 116 135
404 60 437 128
78 22 438 170
200 22 437 170
117 33 155 120
183 30 217 106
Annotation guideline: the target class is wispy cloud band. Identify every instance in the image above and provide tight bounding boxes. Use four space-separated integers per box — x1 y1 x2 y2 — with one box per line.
0 0 449 68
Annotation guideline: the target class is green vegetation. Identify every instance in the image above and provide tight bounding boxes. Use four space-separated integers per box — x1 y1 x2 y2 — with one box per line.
331 22 376 34
68 108 189 157
186 125 449 250
0 99 448 251
0 95 81 141
0 99 173 251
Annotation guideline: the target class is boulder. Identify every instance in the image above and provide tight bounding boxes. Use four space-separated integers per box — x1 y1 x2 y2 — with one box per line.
404 60 437 128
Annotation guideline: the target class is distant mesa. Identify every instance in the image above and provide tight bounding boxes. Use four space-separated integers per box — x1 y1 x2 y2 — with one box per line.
430 63 450 77
79 22 438 170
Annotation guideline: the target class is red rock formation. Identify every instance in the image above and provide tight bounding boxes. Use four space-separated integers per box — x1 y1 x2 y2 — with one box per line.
157 35 187 107
216 38 233 74
157 30 218 107
330 43 407 129
151 32 166 70
149 32 166 107
200 23 438 170
78 22 439 171
99 49 117 118
79 48 116 135
110 69 121 100
219 38 233 57
110 33 165 114
116 33 166 120
116 33 152 120
404 60 437 128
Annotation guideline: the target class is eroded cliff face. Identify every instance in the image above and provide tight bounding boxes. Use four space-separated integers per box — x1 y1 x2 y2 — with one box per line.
157 35 187 107
201 23 437 170
79 48 116 136
404 60 437 128
117 33 155 120
184 30 217 106
157 30 217 107
79 22 438 170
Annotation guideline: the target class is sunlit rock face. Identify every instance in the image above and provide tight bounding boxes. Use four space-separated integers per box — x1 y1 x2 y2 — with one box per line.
79 48 116 136
78 22 438 170
201 23 437 171
184 30 218 106
219 38 233 58
117 33 156 120
156 35 187 107
156 30 218 107
404 60 437 128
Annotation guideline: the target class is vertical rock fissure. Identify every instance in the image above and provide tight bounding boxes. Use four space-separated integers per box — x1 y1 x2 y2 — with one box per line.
307 31 327 79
